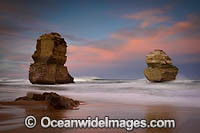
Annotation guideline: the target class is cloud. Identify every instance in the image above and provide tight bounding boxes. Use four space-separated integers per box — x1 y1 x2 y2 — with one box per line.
0 0 64 39
0 1 37 36
1 4 200 79
122 8 171 28
67 11 200 73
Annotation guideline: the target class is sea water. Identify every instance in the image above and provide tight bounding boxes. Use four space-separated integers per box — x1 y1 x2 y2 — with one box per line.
0 77 200 108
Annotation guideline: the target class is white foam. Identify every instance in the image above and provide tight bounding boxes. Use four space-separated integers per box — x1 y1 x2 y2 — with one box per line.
1 78 200 108
74 76 102 82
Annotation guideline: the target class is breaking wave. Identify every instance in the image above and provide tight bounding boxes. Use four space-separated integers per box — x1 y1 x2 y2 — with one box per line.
1 77 200 108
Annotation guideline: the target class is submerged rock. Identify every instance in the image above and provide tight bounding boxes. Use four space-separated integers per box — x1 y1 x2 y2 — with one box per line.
144 49 178 82
15 92 80 110
29 32 74 84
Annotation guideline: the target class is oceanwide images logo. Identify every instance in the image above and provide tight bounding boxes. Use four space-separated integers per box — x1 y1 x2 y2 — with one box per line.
24 115 37 128
24 115 176 131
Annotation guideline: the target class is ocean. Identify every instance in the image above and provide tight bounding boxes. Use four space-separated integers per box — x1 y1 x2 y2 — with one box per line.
0 77 200 108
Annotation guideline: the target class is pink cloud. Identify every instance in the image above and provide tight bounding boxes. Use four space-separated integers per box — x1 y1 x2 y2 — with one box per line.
3 8 197 75
122 8 171 28
67 13 200 71
67 45 118 71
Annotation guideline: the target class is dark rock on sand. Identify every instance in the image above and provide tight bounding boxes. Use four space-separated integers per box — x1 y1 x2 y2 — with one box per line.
46 92 79 109
15 92 79 110
29 32 74 84
144 49 178 82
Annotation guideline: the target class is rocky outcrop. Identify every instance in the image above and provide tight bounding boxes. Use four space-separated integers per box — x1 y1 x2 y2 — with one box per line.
15 92 80 110
144 49 178 82
29 32 74 84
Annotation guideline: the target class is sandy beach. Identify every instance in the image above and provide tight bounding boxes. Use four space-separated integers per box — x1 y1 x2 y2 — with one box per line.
1 99 200 133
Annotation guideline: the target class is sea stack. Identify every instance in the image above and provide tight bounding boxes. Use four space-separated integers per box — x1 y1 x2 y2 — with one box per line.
144 49 178 82
29 32 74 84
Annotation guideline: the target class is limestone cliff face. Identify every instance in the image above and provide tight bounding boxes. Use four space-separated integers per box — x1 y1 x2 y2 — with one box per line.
144 49 178 82
29 32 74 84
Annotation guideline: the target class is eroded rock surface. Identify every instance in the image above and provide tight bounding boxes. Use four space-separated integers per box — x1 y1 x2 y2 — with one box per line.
29 32 74 84
144 49 178 82
15 92 80 110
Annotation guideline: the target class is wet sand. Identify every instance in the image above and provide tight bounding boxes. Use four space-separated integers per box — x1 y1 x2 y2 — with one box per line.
0 100 200 133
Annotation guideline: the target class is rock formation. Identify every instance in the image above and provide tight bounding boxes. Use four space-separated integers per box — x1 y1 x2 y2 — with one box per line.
15 92 80 110
144 49 178 82
29 32 74 84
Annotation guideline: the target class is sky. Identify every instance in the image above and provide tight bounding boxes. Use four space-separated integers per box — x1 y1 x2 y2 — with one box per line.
0 0 200 79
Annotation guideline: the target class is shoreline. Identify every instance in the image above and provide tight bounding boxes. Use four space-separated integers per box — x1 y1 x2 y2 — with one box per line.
1 100 200 133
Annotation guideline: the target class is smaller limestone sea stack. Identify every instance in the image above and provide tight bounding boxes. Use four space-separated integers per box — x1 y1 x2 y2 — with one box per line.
144 49 178 82
29 32 74 84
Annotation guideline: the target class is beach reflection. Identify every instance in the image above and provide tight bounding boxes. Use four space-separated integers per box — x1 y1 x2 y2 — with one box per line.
23 102 72 132
145 105 176 133
1 96 200 132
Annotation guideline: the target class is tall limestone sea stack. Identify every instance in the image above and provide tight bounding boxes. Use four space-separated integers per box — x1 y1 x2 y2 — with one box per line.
144 49 178 82
29 32 74 84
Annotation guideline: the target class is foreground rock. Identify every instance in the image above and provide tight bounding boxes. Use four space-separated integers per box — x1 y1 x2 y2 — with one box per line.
144 49 178 82
29 32 74 84
15 92 79 110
